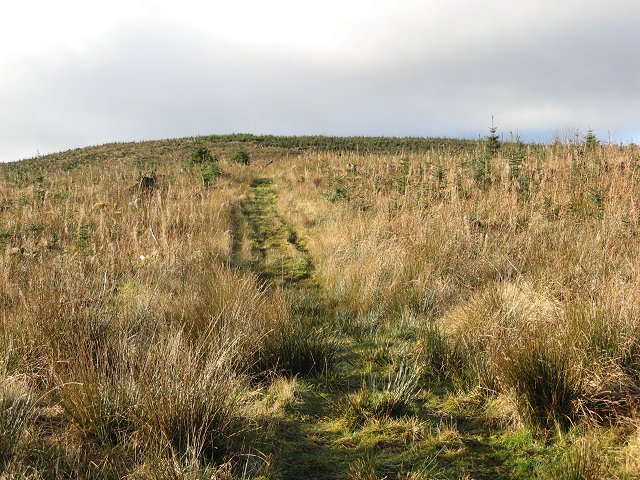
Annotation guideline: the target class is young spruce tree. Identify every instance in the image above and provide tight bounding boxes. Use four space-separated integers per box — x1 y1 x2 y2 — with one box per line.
473 117 501 189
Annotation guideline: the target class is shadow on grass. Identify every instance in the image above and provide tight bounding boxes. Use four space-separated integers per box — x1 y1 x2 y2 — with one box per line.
262 388 354 480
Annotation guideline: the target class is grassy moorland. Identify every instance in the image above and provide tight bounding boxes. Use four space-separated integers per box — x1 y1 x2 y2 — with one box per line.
1 134 640 479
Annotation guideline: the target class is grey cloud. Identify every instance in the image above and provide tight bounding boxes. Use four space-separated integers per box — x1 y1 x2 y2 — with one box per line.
1 6 639 161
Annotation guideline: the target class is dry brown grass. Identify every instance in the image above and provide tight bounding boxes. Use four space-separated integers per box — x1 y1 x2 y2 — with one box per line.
2 138 640 475
0 141 318 475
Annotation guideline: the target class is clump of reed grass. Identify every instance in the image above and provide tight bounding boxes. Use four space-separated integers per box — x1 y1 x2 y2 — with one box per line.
140 332 252 462
496 337 584 432
415 321 471 386
251 316 340 378
53 329 255 472
339 364 420 430
162 261 338 379
433 287 640 432
564 303 640 423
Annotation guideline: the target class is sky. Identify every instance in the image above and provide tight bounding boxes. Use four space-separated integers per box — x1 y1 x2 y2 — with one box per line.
1 0 639 162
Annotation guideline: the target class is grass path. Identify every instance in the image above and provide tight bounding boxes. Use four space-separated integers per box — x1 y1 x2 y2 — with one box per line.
235 178 545 479
238 177 313 284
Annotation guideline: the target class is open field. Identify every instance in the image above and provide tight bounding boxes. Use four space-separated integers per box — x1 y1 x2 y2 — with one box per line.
2 135 640 478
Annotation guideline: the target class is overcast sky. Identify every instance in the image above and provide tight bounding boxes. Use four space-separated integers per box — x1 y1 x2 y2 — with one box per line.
1 0 639 161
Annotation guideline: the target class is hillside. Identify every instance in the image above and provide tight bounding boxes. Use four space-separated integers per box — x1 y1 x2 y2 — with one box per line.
2 135 640 479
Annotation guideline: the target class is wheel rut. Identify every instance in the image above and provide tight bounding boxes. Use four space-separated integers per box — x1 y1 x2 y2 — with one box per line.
232 177 313 285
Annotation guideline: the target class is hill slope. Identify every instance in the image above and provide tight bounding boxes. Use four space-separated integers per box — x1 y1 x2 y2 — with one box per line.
1 136 640 478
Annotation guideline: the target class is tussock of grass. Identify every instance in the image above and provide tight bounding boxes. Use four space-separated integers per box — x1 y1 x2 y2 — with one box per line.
497 338 584 432
415 322 471 385
251 316 339 377
53 330 254 470
340 365 420 430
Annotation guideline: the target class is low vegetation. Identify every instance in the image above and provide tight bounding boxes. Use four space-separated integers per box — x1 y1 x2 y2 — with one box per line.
1 133 640 478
